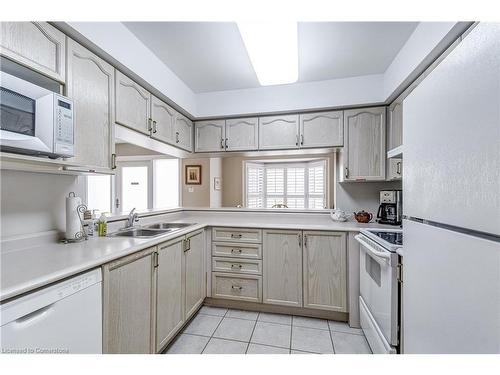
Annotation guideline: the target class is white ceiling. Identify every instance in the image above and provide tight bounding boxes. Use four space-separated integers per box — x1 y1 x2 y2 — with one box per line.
124 22 418 93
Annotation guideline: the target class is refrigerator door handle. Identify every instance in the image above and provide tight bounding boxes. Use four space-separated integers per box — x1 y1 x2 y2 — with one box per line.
355 234 391 260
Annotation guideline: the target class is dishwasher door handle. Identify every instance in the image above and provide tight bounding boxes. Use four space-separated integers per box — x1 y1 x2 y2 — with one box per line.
14 304 54 326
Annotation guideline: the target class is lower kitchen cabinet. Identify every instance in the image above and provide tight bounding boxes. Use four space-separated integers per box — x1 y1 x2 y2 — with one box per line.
262 229 303 307
184 230 205 318
155 237 184 353
303 231 347 312
102 248 155 354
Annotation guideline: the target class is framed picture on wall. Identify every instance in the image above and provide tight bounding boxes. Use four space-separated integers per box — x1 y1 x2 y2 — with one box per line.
185 165 202 185
214 177 221 190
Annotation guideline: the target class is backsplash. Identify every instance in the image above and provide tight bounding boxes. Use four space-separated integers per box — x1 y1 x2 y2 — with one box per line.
0 170 85 238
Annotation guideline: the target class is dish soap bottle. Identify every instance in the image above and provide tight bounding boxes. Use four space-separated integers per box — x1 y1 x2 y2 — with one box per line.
97 213 108 237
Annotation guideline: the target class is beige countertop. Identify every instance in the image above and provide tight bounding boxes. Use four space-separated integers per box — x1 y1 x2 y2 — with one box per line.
0 209 397 302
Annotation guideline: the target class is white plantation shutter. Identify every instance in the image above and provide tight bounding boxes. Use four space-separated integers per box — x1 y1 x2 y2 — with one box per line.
308 161 326 209
246 163 264 208
245 160 327 209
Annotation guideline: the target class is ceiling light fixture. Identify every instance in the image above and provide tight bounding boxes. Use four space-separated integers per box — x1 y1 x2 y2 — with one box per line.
237 22 298 86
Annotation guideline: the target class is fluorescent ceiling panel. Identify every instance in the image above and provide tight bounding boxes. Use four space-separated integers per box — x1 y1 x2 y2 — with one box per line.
237 22 298 86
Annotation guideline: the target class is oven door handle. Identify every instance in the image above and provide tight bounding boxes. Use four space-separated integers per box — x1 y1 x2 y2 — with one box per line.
355 234 391 260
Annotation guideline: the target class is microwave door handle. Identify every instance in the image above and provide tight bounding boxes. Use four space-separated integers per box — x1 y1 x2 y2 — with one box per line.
355 234 391 260
376 205 383 219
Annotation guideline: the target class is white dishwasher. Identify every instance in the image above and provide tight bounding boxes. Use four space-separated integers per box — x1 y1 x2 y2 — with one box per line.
1 268 102 354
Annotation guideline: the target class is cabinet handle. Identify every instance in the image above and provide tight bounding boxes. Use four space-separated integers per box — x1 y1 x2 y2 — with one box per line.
231 248 243 254
220 138 224 149
231 264 243 270
231 285 243 291
148 118 153 133
295 134 299 146
175 131 180 143
184 239 191 252
231 233 242 239
225 138 228 149
111 153 117 170
396 161 401 175
300 134 304 146
304 234 307 248
345 167 349 178
298 234 302 247
153 120 157 134
153 252 159 268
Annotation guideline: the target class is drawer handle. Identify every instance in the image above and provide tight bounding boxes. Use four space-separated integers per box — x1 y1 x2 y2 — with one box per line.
231 248 243 254
231 233 243 239
231 264 243 270
231 285 243 291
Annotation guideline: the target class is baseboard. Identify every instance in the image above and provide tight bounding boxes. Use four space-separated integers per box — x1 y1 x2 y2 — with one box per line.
204 297 349 322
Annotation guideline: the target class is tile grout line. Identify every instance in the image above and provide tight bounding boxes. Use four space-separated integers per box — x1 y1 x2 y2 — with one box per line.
328 324 336 354
245 312 260 354
200 307 229 354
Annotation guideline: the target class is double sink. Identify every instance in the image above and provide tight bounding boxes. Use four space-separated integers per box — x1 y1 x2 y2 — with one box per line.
109 222 195 238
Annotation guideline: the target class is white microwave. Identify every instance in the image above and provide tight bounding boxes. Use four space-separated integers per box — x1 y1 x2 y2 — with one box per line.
0 71 74 158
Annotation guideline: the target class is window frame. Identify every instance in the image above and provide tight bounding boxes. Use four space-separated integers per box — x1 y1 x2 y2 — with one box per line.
244 159 328 209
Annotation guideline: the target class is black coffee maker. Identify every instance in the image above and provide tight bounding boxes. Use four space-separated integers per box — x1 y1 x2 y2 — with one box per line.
376 190 402 225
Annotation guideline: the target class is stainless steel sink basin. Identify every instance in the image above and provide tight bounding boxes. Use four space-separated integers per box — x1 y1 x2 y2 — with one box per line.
145 223 194 230
109 228 172 238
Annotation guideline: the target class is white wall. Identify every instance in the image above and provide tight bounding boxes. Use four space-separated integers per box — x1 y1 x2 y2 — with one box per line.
196 74 384 118
64 22 197 115
0 171 85 238
383 22 464 100
209 158 222 208
60 22 468 118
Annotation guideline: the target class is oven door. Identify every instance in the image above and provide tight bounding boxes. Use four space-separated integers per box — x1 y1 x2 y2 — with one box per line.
356 234 399 348
0 72 54 155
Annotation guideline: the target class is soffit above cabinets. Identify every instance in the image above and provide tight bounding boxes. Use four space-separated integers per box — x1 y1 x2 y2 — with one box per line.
123 21 418 93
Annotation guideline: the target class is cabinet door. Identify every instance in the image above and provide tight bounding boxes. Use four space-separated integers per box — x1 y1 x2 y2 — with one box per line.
225 117 259 151
156 237 184 353
303 231 347 312
115 70 151 135
65 39 114 170
151 95 176 145
387 159 403 181
174 114 193 152
343 107 386 181
194 120 225 152
102 248 154 354
388 101 403 150
184 230 205 319
299 111 343 148
259 115 299 150
0 22 66 82
262 229 303 307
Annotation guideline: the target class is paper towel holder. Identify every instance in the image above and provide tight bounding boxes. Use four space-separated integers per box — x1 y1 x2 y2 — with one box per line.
62 193 88 244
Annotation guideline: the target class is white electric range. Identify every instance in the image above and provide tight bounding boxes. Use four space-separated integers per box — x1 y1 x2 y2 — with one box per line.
356 228 403 354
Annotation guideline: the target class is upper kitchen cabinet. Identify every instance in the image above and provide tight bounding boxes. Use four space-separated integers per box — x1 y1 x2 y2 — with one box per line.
65 39 115 171
259 114 300 150
151 95 176 145
194 120 225 152
387 101 403 151
225 117 259 151
340 107 386 182
0 22 66 83
115 70 151 135
174 113 193 152
299 111 343 148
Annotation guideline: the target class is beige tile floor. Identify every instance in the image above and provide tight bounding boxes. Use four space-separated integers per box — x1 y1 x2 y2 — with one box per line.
164 305 372 354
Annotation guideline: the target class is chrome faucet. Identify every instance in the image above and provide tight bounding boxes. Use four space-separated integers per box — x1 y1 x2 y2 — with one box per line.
125 208 139 229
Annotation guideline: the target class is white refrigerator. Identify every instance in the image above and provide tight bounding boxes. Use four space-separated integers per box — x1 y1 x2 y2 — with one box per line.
402 22 500 353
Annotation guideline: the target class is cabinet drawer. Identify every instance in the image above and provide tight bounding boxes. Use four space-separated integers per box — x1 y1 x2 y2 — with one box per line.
212 273 262 303
212 257 262 275
212 227 262 243
212 242 262 259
